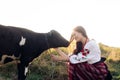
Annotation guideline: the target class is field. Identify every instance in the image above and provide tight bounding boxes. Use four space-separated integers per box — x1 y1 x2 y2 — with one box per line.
0 43 120 80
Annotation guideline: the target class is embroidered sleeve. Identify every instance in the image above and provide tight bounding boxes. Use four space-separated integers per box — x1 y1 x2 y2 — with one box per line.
69 40 101 64
69 50 90 64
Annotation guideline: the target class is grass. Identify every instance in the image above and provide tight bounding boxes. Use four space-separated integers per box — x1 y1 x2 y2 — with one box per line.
0 44 120 80
106 60 120 80
0 63 17 80
0 51 68 80
1 52 120 80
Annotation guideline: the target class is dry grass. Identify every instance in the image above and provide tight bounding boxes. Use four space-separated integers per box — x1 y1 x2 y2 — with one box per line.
0 43 120 80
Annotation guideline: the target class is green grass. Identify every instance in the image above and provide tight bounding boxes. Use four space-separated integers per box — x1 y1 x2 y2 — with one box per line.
106 60 120 80
0 51 68 80
1 53 120 80
0 63 17 80
0 44 120 80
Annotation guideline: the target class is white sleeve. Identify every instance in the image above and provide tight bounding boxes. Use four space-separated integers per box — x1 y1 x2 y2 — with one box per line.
69 40 101 64
69 51 94 64
69 53 88 64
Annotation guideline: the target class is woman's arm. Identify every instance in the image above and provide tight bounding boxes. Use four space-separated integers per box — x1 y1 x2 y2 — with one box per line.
51 48 69 62
51 54 69 61
55 48 69 59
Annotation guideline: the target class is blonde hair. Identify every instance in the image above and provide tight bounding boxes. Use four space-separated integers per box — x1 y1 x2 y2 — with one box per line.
70 26 88 42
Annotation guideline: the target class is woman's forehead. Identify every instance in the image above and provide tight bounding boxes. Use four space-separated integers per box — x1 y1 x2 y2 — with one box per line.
71 31 76 36
72 31 80 35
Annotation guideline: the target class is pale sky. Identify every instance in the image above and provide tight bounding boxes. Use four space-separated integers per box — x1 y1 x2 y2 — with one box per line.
0 0 120 47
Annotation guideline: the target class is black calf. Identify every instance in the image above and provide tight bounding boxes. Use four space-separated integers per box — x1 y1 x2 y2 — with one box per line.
0 24 69 80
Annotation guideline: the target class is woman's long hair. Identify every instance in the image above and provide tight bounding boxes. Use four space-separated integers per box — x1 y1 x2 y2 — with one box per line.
73 42 83 55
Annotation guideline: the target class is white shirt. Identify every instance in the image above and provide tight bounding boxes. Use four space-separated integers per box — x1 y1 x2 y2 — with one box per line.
69 40 101 64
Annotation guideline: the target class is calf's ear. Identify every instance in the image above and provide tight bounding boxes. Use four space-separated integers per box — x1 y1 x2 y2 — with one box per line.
48 30 55 36
49 30 59 36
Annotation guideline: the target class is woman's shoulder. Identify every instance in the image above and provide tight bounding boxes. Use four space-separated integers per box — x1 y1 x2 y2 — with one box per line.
85 39 99 48
86 39 96 45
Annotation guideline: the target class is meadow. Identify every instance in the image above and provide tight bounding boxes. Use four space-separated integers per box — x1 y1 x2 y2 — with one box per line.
0 43 120 80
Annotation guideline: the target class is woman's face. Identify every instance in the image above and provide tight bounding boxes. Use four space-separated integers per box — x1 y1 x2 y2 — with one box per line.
72 31 83 42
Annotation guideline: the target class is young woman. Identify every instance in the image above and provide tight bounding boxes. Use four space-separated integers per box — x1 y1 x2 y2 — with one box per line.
51 26 109 80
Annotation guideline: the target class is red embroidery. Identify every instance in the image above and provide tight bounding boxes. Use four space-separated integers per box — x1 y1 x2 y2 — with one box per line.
81 49 90 56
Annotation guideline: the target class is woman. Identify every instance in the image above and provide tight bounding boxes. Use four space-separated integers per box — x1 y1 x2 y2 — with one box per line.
51 26 109 80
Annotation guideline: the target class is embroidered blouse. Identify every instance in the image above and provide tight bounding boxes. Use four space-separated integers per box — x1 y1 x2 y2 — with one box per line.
69 40 101 64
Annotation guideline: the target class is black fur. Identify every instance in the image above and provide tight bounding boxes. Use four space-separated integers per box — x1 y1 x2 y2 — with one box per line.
4 57 14 64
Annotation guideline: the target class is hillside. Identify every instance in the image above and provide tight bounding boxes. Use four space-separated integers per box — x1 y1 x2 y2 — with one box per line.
99 43 120 80
0 43 120 80
99 43 120 61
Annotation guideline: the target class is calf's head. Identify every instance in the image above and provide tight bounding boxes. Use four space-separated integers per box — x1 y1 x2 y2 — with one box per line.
47 30 70 48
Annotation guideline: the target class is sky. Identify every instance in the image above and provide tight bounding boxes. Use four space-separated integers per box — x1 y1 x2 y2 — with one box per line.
0 0 120 47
